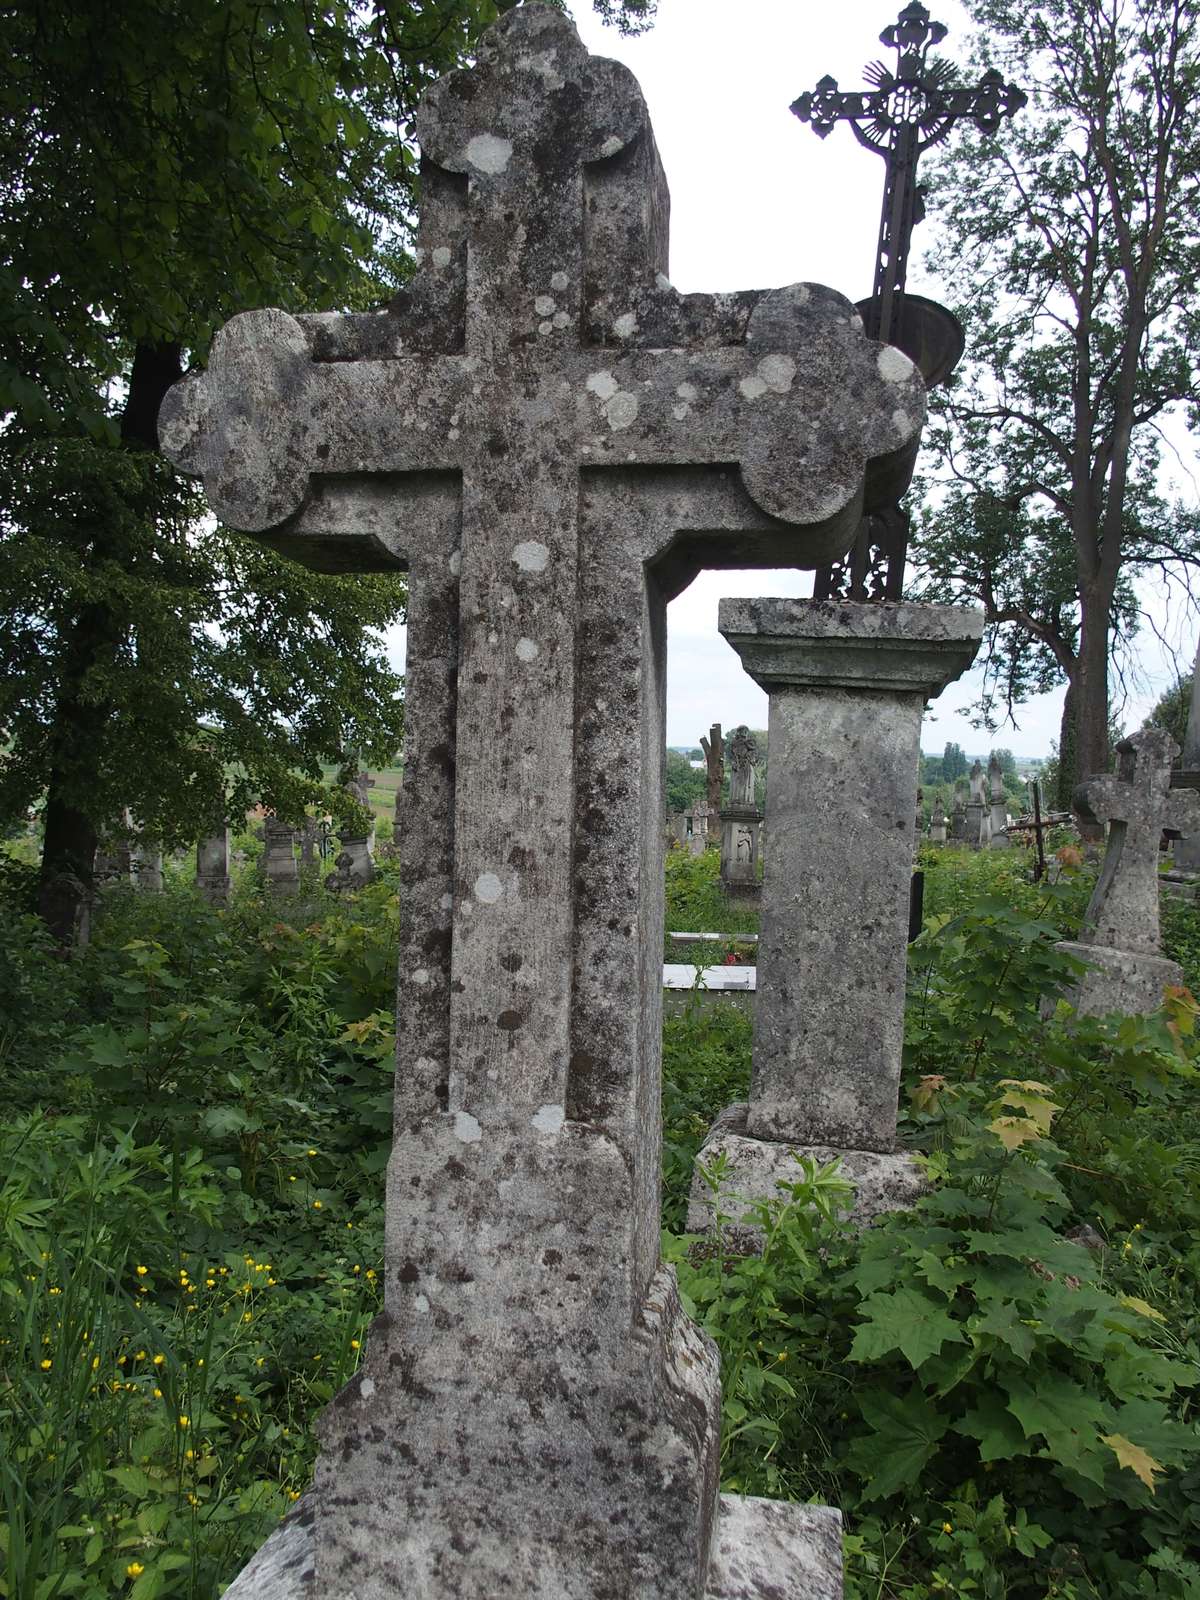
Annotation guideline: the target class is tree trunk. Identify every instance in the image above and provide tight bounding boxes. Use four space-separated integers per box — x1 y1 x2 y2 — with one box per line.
1067 580 1116 839
36 341 182 945
1054 676 1078 814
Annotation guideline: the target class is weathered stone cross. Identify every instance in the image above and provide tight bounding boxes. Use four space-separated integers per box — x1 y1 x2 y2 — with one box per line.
1074 728 1199 957
161 7 922 1595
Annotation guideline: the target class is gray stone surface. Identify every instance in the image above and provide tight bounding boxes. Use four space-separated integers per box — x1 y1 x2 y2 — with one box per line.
700 723 725 814
719 599 980 1152
223 1493 843 1600
1058 729 1200 1016
963 760 986 848
987 753 1009 848
688 1104 925 1242
196 828 231 904
152 5 928 1591
720 726 762 899
929 796 947 845
262 817 299 894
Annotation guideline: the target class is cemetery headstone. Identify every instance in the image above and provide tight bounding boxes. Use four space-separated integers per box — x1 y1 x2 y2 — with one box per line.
987 752 1009 847
690 598 980 1240
719 725 762 900
196 828 232 905
158 6 929 1591
262 816 299 895
950 780 967 840
94 812 136 889
963 759 986 847
929 795 947 845
1057 729 1200 1015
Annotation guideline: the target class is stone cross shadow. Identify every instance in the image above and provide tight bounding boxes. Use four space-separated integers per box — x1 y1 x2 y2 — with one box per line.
160 6 922 1596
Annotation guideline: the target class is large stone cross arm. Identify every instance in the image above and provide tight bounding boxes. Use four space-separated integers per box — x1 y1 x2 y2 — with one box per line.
1075 728 1200 837
158 282 925 545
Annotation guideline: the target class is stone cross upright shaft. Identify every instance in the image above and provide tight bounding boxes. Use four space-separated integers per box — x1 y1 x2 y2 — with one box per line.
160 8 924 1595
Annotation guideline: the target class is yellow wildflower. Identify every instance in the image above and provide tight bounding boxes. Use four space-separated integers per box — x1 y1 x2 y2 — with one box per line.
135 1266 148 1277
126 1562 145 1578
40 1359 52 1370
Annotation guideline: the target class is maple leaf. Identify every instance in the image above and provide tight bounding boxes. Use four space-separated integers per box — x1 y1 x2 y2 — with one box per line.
1101 1432 1163 1493
990 1115 1042 1151
849 1287 965 1370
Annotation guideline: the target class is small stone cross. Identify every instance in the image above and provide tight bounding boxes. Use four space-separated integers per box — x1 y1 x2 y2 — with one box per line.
1076 728 1200 956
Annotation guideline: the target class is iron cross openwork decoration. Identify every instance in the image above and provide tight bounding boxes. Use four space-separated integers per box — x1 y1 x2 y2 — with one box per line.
792 2 1025 601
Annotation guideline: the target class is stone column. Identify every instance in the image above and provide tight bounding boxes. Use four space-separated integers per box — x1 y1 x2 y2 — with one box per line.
690 599 981 1238
133 844 164 892
196 829 231 905
949 782 966 840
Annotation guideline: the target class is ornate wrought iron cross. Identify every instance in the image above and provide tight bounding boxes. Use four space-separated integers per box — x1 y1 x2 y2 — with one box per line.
792 2 1025 601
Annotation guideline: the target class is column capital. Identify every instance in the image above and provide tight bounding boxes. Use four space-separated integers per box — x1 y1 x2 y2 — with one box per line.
719 598 982 697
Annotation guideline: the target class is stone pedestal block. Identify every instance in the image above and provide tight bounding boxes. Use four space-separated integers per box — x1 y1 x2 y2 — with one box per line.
716 598 982 1154
1054 942 1183 1018
262 820 299 895
196 829 232 905
719 804 762 900
687 1103 925 1248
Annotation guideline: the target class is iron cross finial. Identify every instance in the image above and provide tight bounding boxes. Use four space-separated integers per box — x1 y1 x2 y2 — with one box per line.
791 3 1025 604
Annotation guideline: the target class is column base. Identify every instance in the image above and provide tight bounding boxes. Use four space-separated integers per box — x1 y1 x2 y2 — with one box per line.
1055 941 1183 1018
222 1492 843 1600
688 1104 925 1249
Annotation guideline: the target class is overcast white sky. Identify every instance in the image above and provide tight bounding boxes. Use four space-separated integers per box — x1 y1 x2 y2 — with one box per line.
390 0 1197 758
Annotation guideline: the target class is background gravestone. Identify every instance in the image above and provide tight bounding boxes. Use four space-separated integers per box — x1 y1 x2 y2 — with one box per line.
160 7 929 1594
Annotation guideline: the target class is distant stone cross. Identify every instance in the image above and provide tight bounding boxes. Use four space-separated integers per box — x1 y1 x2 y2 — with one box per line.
1076 729 1200 957
161 7 922 1595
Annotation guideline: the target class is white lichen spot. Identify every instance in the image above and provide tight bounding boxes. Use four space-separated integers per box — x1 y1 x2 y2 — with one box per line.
586 370 619 402
448 549 462 576
672 403 689 421
534 294 556 317
464 133 513 175
877 345 915 384
613 312 638 339
605 390 639 431
449 428 460 441
512 539 550 572
538 320 554 336
486 629 499 646
655 272 673 292
439 893 453 911
676 382 698 402
412 968 430 986
431 246 451 270
552 310 570 329
453 1111 483 1144
600 134 623 158
413 1294 430 1314
739 373 768 402
474 871 503 904
758 353 797 393
550 270 569 292
359 1377 376 1399
516 637 540 663
531 1103 565 1135
892 408 914 436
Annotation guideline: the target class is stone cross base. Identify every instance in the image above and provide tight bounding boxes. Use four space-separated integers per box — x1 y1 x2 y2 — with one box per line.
688 1104 924 1250
1056 941 1183 1018
1161 871 1200 903
222 1492 843 1600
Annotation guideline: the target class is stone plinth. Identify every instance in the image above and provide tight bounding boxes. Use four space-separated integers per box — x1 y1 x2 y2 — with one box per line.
262 819 299 895
152 3 939 1588
222 1493 843 1600
719 804 762 899
692 599 979 1237
196 829 231 904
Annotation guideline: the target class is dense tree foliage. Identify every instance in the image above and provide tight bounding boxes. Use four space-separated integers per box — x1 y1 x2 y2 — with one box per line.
911 0 1200 808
